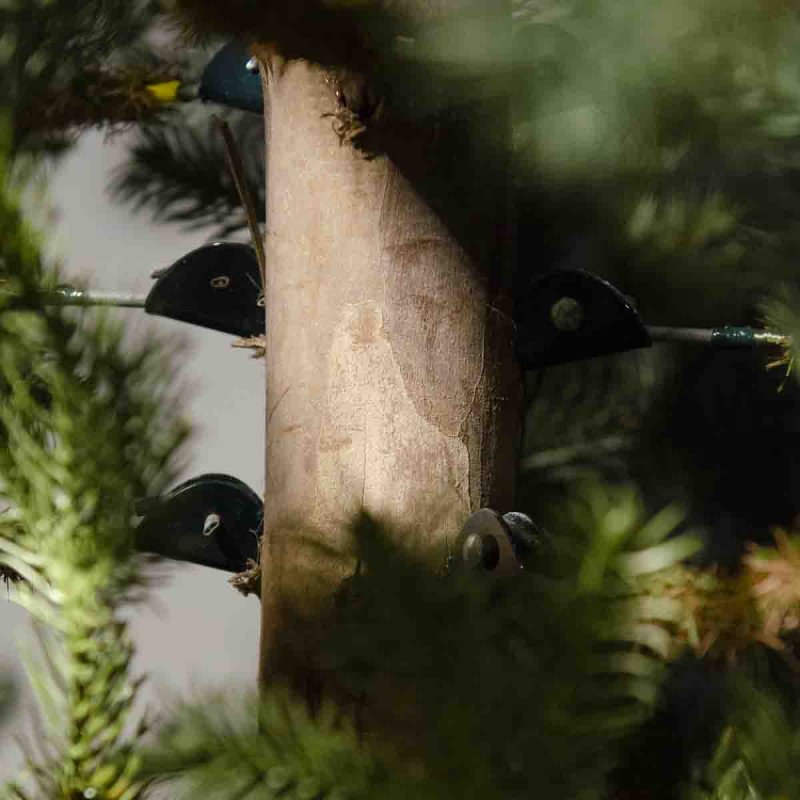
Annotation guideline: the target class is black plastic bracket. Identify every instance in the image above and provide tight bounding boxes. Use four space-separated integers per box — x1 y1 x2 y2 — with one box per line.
455 509 545 575
515 269 651 369
135 473 262 574
145 242 265 338
199 41 264 115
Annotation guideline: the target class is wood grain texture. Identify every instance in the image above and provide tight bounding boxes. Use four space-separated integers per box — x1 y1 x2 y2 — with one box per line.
254 51 521 686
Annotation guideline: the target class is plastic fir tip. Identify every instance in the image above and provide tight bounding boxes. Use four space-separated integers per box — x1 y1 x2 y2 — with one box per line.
145 80 182 103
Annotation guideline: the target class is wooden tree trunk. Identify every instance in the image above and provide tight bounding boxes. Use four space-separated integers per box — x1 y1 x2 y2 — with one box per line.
255 33 521 687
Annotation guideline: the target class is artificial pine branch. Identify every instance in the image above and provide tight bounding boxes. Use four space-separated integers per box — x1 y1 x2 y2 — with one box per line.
0 131 189 799
637 532 800 663
0 0 169 155
537 489 800 667
518 350 663 516
140 690 444 800
14 64 183 141
110 110 265 239
685 667 800 800
759 286 800 387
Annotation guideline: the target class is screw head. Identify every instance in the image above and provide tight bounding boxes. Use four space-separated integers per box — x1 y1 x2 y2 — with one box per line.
550 296 584 332
502 511 549 565
203 513 221 536
456 509 520 575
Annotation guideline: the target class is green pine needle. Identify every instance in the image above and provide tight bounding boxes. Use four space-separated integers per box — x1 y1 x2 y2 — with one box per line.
141 689 443 800
687 667 800 800
0 128 189 799
0 0 171 156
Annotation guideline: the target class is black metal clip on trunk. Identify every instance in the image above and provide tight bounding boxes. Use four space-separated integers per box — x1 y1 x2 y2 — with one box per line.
3 242 265 338
452 509 548 574
134 474 262 575
515 269 789 369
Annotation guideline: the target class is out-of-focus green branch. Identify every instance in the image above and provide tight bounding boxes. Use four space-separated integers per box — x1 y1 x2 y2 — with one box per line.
0 130 189 799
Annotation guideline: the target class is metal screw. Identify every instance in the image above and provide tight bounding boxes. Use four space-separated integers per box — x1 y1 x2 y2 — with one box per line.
550 296 584 332
502 511 546 565
203 513 221 537
503 511 535 530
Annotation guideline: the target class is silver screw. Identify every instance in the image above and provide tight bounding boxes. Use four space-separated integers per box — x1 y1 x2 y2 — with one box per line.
203 513 221 537
550 296 584 332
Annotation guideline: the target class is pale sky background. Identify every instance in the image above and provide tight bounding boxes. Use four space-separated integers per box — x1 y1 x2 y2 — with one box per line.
0 129 265 776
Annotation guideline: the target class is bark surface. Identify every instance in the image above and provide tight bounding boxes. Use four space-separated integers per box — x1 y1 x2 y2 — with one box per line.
255 49 521 686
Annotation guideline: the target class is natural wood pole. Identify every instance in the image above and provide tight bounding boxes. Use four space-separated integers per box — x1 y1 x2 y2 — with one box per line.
255 35 521 687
